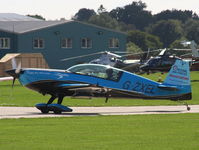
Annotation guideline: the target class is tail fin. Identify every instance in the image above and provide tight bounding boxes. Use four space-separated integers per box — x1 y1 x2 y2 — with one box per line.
181 40 199 58
164 59 190 86
190 41 199 58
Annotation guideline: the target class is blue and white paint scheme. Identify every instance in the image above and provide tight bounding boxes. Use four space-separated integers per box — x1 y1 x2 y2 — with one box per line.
6 59 192 113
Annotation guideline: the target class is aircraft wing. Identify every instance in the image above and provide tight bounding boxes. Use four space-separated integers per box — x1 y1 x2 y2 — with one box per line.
157 84 179 91
109 87 145 97
57 83 90 89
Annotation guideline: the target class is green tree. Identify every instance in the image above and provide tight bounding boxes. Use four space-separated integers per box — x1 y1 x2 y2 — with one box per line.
154 9 199 23
126 42 142 53
27 14 45 20
73 8 96 21
88 13 122 31
109 1 153 30
147 19 183 47
184 19 199 44
127 30 163 51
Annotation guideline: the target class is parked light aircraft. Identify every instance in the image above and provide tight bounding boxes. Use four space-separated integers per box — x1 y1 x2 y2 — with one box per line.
139 49 182 73
140 41 199 73
6 59 192 114
61 51 141 72
61 50 160 73
180 40 199 71
0 76 13 81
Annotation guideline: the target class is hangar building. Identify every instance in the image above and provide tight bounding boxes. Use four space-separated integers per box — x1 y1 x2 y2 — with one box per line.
0 13 126 69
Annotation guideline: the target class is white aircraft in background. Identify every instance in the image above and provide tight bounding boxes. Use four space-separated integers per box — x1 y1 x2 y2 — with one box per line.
180 40 199 71
0 76 13 81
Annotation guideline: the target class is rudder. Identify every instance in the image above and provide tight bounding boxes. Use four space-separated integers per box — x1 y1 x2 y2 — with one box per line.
164 60 190 86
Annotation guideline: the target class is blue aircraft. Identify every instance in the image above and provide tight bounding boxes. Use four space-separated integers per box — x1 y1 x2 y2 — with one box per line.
6 59 192 114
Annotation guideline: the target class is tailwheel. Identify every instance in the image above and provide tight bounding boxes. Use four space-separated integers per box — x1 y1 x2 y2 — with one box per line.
187 106 191 111
177 100 191 111
184 102 191 111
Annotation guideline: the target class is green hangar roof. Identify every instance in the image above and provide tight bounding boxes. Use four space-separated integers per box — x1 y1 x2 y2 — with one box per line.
0 20 72 34
0 13 41 21
0 20 126 35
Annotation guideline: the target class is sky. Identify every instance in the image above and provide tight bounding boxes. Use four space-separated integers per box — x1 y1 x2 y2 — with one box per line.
1 0 199 20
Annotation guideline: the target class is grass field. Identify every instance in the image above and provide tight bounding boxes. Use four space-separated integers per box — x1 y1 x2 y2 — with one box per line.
0 114 199 150
0 71 199 107
0 72 199 150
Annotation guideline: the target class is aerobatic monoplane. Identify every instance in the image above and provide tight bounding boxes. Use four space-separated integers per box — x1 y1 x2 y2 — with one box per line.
6 59 192 114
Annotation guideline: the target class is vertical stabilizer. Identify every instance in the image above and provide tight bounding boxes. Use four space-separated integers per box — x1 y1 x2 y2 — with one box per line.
181 40 199 58
190 41 199 58
164 60 190 85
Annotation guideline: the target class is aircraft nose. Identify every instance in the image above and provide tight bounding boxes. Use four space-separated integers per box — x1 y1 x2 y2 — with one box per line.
6 69 18 78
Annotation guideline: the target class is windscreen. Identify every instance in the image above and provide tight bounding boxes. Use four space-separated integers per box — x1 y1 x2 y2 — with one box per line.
67 64 122 81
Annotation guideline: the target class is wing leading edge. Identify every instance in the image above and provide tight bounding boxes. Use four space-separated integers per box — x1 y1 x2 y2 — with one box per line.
58 83 90 89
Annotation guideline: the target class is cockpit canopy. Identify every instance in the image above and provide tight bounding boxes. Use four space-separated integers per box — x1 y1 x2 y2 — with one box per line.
67 64 122 81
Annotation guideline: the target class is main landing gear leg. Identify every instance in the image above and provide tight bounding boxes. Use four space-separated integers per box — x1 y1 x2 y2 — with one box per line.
36 95 73 114
52 95 72 114
53 96 64 114
47 95 57 104
57 95 64 104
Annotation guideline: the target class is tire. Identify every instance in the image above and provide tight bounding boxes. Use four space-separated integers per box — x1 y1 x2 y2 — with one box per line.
41 109 49 114
54 110 62 114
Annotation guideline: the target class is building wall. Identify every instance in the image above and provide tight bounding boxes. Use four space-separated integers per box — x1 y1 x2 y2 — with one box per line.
1 21 126 69
0 31 18 58
0 53 49 77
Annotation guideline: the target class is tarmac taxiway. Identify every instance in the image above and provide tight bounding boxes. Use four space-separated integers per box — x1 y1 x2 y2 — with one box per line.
1 105 199 119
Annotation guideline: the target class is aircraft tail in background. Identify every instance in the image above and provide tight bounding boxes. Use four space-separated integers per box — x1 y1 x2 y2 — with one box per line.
181 40 199 58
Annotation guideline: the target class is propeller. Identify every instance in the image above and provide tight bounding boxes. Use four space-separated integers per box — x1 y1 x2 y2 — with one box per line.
61 51 104 61
105 88 111 103
11 58 17 69
12 78 16 88
119 49 163 58
6 58 22 88
61 49 164 63
15 61 21 74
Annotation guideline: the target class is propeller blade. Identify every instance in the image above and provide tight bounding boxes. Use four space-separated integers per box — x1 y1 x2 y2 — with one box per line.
120 49 162 58
111 51 133 54
11 58 17 69
12 77 16 88
61 51 104 61
15 61 21 74
105 88 110 103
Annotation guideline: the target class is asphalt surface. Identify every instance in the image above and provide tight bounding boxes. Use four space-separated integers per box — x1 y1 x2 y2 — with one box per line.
1 105 199 119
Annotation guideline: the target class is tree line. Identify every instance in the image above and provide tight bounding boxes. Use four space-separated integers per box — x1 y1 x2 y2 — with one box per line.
29 1 199 53
72 1 199 53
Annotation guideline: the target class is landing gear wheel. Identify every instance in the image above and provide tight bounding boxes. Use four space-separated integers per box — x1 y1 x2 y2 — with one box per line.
187 106 191 111
41 109 49 114
54 110 62 114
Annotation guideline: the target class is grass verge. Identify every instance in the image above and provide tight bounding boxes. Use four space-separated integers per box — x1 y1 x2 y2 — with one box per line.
0 114 199 150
